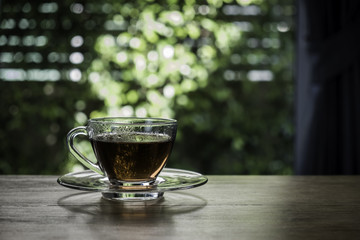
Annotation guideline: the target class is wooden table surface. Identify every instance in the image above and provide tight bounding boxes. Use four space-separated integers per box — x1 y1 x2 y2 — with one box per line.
1 175 360 240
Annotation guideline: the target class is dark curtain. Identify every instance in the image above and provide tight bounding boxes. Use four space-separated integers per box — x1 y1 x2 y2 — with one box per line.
296 0 360 174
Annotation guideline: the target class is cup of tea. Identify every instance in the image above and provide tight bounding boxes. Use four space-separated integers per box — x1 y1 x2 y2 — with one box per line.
67 117 177 186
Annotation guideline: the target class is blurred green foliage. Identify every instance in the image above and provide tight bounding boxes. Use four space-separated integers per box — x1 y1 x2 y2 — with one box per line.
0 0 294 175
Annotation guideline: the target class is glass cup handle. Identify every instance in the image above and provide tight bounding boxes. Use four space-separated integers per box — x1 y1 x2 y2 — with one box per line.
67 126 104 175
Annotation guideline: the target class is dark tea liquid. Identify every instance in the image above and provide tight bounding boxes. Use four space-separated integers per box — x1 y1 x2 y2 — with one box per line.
90 132 174 183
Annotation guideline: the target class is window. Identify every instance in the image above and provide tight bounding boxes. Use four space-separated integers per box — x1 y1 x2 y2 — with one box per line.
0 0 294 174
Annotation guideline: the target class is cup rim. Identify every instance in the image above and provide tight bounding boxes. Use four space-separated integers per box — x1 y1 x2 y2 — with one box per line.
88 117 177 125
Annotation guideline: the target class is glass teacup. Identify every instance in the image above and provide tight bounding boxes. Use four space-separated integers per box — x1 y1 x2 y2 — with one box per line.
67 117 177 187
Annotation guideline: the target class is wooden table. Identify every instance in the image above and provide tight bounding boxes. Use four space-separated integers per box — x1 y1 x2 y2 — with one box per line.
1 175 360 239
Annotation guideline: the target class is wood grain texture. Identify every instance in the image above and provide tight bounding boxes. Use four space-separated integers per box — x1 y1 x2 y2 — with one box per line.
1 175 360 240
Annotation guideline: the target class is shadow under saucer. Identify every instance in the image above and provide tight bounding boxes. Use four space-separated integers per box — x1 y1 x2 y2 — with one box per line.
57 191 208 218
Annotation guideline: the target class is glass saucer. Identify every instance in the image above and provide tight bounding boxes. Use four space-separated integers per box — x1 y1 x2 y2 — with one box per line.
57 168 208 201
